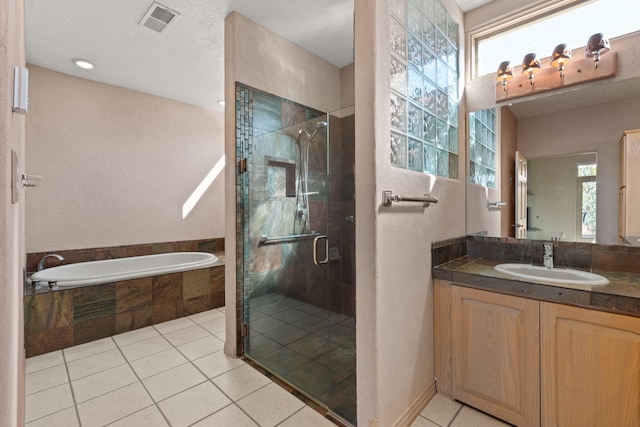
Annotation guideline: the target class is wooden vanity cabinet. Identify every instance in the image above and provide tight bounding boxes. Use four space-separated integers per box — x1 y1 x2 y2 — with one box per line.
436 282 540 427
541 302 640 427
435 279 640 427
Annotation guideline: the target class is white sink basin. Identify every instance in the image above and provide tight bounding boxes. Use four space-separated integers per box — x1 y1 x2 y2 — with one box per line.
494 263 609 286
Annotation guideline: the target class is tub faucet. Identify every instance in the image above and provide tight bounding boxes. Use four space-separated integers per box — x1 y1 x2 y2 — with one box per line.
543 243 553 269
37 254 64 271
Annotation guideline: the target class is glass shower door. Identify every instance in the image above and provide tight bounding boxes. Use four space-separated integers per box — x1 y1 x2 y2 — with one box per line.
242 108 356 424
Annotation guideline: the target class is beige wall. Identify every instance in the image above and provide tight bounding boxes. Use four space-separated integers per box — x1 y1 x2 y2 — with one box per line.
25 66 225 252
355 0 466 424
0 0 26 425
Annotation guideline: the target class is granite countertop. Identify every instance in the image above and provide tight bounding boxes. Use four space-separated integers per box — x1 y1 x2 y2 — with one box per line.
433 256 640 318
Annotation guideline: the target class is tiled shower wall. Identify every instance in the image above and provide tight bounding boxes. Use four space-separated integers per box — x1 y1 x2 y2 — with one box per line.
24 238 224 357
235 84 355 351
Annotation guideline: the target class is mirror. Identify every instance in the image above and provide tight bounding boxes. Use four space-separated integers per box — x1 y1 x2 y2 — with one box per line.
466 88 640 246
23 1 354 253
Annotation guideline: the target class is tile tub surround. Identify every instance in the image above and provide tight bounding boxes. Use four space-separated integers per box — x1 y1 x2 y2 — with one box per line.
432 236 640 318
24 239 225 357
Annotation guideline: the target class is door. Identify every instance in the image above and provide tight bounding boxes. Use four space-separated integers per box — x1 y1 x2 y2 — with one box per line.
541 302 640 427
515 151 528 239
240 102 356 424
451 286 540 427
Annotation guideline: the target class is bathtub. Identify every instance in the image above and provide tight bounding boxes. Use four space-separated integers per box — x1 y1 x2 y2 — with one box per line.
28 252 220 288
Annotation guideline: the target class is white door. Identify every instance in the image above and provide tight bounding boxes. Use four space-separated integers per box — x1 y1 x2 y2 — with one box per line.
515 151 528 239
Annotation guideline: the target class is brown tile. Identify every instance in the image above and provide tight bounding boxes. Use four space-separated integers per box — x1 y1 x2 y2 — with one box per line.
116 278 152 314
210 290 225 309
178 241 198 252
152 273 183 303
183 269 211 299
24 291 73 333
25 326 73 358
73 284 116 323
74 316 116 346
115 306 152 334
151 242 176 254
152 301 184 324
341 285 355 317
210 266 224 293
592 246 640 273
250 243 283 273
183 295 212 316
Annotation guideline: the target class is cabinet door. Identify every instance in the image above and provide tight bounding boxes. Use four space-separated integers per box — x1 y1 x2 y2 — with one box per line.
452 286 540 427
541 302 640 427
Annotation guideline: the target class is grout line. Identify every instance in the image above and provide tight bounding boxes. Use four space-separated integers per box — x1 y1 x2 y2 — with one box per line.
446 403 464 427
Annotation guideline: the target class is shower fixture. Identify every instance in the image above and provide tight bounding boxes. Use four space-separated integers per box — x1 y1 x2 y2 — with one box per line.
294 121 327 233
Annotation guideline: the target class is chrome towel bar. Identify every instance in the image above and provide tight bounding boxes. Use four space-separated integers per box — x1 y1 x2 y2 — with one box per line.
487 201 507 208
259 232 322 246
382 190 438 207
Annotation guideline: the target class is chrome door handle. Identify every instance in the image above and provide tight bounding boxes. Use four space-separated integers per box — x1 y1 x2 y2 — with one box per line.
313 235 329 265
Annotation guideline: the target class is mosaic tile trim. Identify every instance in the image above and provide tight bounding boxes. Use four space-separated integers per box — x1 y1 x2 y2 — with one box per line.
390 0 459 178
469 108 497 188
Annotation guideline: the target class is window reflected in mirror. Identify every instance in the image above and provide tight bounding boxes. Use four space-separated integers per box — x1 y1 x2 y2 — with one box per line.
469 108 496 188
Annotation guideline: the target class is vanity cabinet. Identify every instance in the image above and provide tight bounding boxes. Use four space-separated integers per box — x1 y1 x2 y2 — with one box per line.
619 129 640 242
435 282 540 426
435 279 640 427
541 302 640 427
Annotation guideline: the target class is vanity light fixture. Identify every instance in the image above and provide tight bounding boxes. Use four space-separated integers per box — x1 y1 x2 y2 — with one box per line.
550 44 572 77
496 61 513 91
585 32 610 68
72 58 94 70
495 35 616 101
521 53 540 85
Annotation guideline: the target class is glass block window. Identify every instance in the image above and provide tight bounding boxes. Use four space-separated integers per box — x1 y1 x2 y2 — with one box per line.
390 0 459 178
468 108 496 188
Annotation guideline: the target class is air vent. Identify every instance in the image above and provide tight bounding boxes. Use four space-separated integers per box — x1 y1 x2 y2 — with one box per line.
139 2 180 33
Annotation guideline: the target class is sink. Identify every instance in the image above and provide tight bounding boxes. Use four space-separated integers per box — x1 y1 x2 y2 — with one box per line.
494 263 609 286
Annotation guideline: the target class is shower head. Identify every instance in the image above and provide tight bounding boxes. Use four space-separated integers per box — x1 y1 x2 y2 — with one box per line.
297 121 327 143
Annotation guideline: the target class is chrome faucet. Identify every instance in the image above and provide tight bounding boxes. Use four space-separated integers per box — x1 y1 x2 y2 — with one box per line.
543 243 553 269
37 254 64 271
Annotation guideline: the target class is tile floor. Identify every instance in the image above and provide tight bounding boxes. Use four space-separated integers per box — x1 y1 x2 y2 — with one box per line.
245 293 356 423
410 394 513 427
25 304 512 427
25 307 337 427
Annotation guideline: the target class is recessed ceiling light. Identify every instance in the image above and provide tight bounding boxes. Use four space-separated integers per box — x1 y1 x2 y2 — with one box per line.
72 58 94 70
217 100 225 106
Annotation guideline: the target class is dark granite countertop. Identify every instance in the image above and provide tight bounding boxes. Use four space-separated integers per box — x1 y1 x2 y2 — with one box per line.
433 256 640 318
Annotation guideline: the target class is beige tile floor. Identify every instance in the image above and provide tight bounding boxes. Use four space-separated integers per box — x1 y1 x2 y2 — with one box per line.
410 394 513 427
25 305 512 427
24 307 336 427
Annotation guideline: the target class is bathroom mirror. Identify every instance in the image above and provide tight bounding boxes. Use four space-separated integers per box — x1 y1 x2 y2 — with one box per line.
465 95 640 245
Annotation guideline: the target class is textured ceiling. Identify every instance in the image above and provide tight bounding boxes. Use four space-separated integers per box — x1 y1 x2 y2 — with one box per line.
26 0 493 113
25 0 355 112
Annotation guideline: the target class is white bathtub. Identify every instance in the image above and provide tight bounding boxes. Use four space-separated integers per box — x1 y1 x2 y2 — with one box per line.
29 252 220 288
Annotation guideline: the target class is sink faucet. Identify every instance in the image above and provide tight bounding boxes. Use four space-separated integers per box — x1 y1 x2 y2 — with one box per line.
37 254 64 271
543 243 553 269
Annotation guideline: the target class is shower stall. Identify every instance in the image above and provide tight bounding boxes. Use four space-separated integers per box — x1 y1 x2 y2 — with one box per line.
236 84 356 424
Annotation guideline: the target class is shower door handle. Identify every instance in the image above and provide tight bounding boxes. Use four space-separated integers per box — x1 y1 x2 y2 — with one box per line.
313 235 329 265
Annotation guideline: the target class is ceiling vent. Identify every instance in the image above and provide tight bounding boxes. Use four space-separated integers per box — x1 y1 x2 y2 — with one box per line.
139 2 180 33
